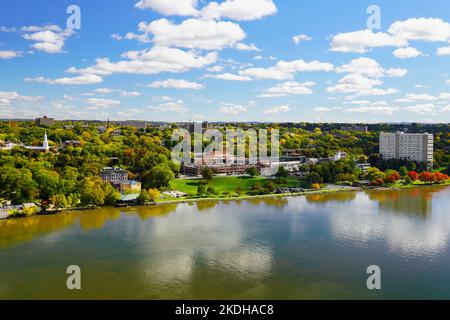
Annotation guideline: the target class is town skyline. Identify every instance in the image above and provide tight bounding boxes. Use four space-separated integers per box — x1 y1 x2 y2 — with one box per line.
1 0 450 123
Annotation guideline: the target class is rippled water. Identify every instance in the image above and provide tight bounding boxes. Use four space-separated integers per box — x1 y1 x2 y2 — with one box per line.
1 186 449 299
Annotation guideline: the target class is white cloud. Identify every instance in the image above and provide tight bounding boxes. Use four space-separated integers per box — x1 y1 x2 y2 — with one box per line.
85 98 121 109
119 91 141 97
207 65 224 72
344 105 399 115
437 46 450 56
67 46 218 76
330 18 450 53
0 91 43 106
446 80 450 85
240 59 334 80
25 74 103 85
314 107 332 112
403 103 434 114
327 73 398 96
336 57 407 78
330 29 405 53
150 101 188 113
262 105 290 114
0 50 21 59
148 78 204 90
139 18 245 50
205 73 252 81
395 93 438 103
259 81 315 98
235 43 260 51
22 25 73 54
135 0 199 16
388 18 450 42
293 34 312 44
218 104 248 114
393 47 422 59
202 0 277 21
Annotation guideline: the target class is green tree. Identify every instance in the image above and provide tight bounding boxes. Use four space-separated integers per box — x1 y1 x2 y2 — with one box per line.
201 166 214 181
80 177 106 206
0 167 38 204
245 166 259 177
144 164 175 189
137 189 150 204
399 166 408 178
148 188 161 203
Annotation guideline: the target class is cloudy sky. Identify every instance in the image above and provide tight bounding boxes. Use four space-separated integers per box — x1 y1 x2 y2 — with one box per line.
1 0 450 123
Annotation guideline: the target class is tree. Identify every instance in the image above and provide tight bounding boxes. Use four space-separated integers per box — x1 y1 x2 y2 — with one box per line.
148 188 161 202
201 166 214 181
307 172 322 184
103 183 120 206
311 183 321 190
33 168 61 200
276 166 289 178
197 184 206 196
144 164 175 189
419 172 435 183
0 167 38 204
137 189 150 204
245 166 259 177
408 171 419 181
80 176 106 206
51 194 68 209
399 166 408 178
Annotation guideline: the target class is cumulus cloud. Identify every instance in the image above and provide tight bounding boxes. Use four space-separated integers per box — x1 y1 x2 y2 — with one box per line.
22 25 73 54
204 73 252 81
150 100 188 113
262 105 290 114
403 103 435 114
344 105 399 115
293 34 312 44
218 104 248 114
259 81 315 98
0 50 21 59
67 46 217 76
437 46 450 56
201 0 277 21
135 0 199 16
25 74 103 85
330 18 450 53
395 93 438 103
240 59 334 80
148 78 204 90
327 73 398 96
336 57 408 78
85 98 121 110
393 47 423 59
235 43 260 51
138 18 245 50
0 91 43 106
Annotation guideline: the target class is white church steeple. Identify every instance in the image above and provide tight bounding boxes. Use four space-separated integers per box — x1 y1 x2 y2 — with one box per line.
43 132 49 152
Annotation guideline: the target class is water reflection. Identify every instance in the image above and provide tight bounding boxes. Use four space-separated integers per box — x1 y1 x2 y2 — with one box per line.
0 186 449 299
330 186 450 257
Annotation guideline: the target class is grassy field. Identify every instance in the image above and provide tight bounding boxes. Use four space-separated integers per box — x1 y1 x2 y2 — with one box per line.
170 176 304 196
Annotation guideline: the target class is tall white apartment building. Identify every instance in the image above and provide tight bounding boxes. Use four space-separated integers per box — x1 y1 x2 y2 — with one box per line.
379 132 434 164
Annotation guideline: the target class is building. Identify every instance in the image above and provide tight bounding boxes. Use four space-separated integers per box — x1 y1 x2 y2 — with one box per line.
100 167 128 182
35 116 55 127
114 180 141 194
380 132 433 164
25 132 50 152
333 151 347 161
341 125 368 133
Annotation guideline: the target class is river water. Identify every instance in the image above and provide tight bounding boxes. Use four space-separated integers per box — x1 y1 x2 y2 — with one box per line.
0 186 449 299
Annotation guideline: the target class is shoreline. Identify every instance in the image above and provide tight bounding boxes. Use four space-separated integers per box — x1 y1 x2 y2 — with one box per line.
2 182 449 220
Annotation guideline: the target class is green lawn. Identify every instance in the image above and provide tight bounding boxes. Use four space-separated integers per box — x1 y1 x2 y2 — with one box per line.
170 176 304 196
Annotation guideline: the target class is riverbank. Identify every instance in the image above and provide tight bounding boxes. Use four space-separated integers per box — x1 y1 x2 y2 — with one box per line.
1 181 449 220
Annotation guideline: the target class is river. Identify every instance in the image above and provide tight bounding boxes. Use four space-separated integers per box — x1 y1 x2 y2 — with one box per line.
1 186 449 299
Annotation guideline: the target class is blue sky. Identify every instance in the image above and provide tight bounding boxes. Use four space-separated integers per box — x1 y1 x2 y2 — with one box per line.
1 0 450 123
